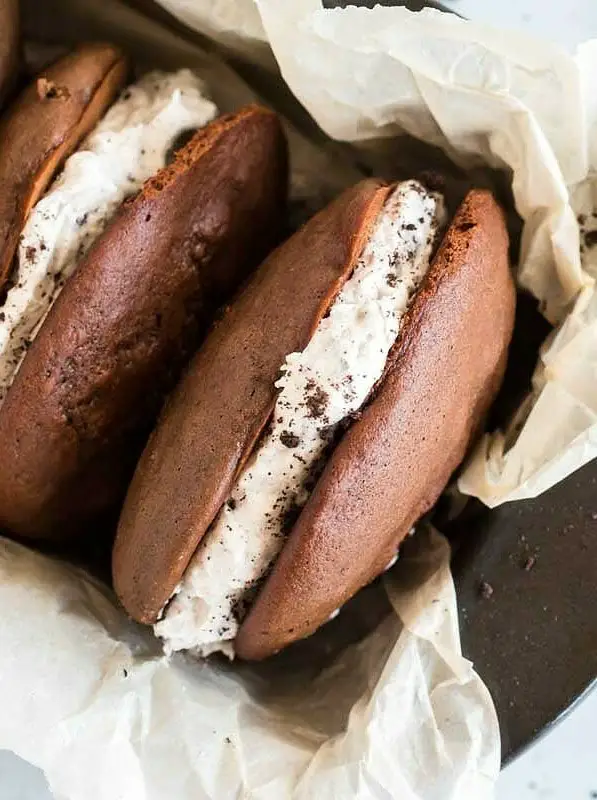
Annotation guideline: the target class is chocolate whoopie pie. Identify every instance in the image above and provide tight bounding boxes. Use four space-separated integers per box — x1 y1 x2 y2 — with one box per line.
0 0 19 107
113 177 516 661
0 47 288 541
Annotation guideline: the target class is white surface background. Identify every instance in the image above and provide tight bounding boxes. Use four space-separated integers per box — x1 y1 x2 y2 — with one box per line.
450 0 597 51
1 1 596 798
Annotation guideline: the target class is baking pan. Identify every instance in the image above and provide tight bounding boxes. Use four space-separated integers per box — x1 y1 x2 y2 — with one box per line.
446 293 597 760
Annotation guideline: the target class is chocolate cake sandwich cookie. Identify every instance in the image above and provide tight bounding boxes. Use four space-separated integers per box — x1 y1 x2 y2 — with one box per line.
0 47 288 541
113 177 515 660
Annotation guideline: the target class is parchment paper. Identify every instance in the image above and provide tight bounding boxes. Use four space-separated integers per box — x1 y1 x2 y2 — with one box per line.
1 2 597 798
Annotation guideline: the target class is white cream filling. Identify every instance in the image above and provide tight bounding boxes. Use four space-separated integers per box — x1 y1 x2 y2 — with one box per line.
0 69 217 403
156 180 446 658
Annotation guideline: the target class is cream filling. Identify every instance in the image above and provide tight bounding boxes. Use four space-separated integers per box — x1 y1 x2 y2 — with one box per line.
156 180 446 658
0 69 217 403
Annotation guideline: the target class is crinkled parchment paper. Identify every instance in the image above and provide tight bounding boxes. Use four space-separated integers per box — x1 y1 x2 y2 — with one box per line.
1 1 597 798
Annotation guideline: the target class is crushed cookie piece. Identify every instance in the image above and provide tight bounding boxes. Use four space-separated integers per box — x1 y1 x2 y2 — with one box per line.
318 424 336 443
280 430 300 448
304 381 328 419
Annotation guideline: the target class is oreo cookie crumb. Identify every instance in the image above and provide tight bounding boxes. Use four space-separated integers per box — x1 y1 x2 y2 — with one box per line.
227 498 237 511
584 230 597 249
231 590 255 623
25 246 37 263
304 381 329 419
318 424 336 443
280 430 300 448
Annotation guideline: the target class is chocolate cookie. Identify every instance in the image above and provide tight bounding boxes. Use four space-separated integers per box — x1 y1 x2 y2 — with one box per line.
0 105 288 540
114 179 388 623
112 179 515 661
236 190 515 659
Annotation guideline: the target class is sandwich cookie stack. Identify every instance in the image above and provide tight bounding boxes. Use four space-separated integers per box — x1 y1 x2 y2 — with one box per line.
114 177 516 660
0 43 289 541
